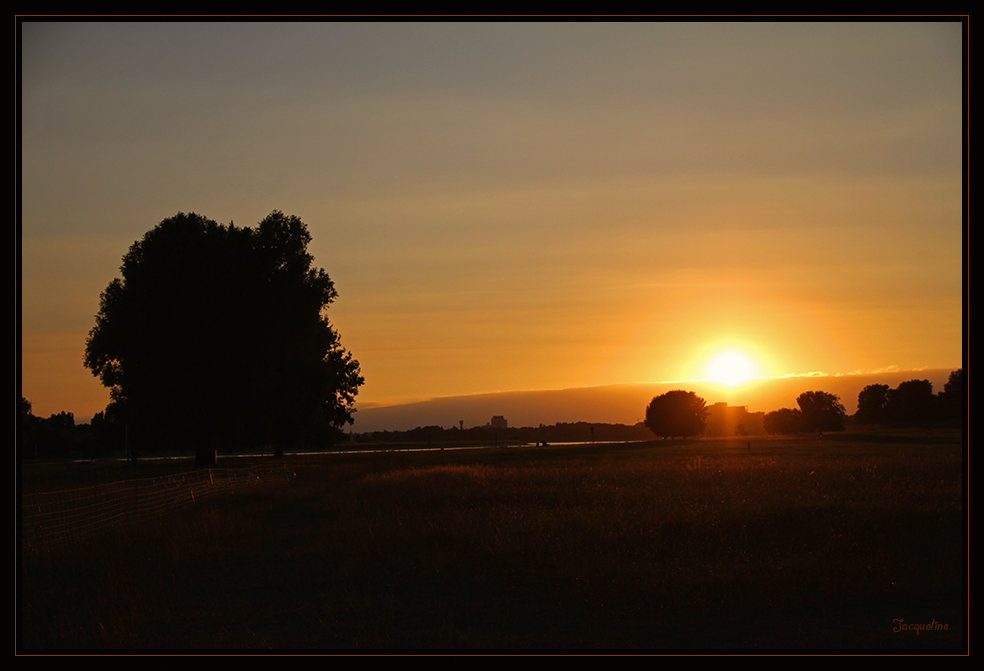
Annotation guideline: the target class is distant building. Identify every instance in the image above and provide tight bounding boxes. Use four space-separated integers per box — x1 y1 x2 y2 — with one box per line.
703 403 765 436
490 415 508 429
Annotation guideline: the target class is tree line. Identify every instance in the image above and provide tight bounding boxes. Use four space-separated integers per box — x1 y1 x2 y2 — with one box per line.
762 391 849 435
642 369 963 440
18 398 124 461
642 389 857 440
763 370 964 435
358 421 654 445
853 370 964 425
21 367 963 461
19 207 964 460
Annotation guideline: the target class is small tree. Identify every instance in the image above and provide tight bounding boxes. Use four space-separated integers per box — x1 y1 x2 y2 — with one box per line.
644 390 707 440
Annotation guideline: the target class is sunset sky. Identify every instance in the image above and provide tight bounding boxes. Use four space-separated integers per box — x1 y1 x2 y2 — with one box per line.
19 21 965 422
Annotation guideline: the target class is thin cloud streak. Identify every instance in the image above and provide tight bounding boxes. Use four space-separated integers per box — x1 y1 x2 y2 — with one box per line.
663 365 919 385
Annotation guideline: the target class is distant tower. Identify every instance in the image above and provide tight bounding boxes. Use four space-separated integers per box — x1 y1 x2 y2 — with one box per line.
459 420 464 431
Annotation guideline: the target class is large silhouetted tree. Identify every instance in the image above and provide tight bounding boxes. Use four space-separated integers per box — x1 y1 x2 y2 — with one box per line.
84 211 363 466
796 391 847 434
644 390 707 439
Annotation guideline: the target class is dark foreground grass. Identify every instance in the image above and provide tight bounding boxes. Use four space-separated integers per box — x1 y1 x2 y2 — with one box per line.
19 433 965 651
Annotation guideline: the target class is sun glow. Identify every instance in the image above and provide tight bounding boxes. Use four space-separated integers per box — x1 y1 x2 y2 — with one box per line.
705 351 756 387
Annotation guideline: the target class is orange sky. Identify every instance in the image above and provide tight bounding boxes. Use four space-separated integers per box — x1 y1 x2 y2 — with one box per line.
19 21 964 423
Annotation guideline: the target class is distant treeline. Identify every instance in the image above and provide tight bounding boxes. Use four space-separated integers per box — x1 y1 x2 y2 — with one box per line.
354 421 655 445
17 398 653 460
18 398 126 462
852 369 964 426
19 369 963 460
763 369 964 435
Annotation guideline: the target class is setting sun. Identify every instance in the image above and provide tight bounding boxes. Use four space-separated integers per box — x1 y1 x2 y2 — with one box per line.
705 351 756 387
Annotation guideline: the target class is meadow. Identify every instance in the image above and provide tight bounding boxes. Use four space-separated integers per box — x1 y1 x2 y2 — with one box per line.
18 430 965 651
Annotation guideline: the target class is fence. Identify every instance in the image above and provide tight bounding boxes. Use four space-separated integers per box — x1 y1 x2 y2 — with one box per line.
20 465 296 550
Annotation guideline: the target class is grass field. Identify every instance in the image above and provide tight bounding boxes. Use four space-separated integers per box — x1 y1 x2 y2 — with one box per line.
18 431 965 651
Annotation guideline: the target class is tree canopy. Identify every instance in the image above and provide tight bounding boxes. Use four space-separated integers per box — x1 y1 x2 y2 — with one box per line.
938 369 964 421
763 407 803 434
84 211 363 465
855 384 891 424
886 379 935 423
796 391 847 434
644 390 707 439
854 372 962 425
